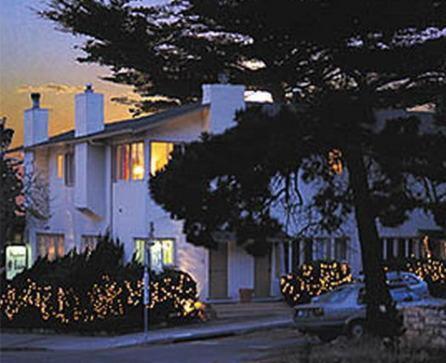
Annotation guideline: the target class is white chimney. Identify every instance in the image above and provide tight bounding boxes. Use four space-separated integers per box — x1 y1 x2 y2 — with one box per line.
75 83 104 137
202 83 245 134
24 93 49 147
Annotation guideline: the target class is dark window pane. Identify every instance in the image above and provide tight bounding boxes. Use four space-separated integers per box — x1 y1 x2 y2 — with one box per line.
304 239 313 263
398 239 406 258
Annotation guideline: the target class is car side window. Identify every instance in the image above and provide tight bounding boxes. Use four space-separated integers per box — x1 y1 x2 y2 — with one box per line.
390 287 413 303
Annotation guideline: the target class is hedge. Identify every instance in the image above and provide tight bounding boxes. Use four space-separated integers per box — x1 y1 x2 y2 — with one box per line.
384 257 446 299
0 237 201 333
281 258 446 306
280 261 352 306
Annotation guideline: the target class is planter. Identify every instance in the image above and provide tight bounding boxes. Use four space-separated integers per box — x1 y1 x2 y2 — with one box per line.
239 288 254 303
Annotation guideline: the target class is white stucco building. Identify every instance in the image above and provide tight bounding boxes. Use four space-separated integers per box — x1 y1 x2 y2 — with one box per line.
21 83 445 301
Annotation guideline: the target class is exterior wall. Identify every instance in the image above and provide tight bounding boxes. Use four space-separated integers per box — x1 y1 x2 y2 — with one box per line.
74 143 106 217
27 144 110 260
25 87 443 302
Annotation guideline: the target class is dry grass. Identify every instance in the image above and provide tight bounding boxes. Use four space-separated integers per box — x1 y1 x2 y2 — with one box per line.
251 336 446 363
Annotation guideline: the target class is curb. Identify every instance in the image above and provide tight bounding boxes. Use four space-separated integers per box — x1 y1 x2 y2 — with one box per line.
1 319 294 352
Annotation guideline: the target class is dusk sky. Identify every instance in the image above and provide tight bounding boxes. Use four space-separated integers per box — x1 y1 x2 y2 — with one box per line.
0 0 161 148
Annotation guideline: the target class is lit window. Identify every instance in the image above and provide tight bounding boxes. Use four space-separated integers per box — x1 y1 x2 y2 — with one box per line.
150 142 174 175
134 238 175 271
36 233 64 261
114 142 145 181
81 235 98 253
57 154 64 179
131 142 145 180
328 149 343 175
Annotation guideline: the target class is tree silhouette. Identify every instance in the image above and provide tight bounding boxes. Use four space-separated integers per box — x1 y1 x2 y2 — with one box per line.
0 118 24 266
42 0 446 335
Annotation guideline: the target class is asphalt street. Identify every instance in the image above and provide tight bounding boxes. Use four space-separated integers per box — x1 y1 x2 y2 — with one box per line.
0 327 306 363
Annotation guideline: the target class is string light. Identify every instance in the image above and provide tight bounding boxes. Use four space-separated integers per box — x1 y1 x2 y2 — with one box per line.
282 258 445 305
281 261 352 305
0 271 203 328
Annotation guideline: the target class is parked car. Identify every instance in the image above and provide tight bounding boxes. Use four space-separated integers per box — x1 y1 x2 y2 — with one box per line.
357 271 430 298
293 281 441 342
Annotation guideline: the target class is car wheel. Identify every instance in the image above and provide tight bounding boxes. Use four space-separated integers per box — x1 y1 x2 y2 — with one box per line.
348 320 365 339
317 332 338 343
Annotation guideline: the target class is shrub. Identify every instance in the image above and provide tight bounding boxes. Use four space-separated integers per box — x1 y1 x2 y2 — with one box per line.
280 261 352 306
0 236 200 333
384 257 446 298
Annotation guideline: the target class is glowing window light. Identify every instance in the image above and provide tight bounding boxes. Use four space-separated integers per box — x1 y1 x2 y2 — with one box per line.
131 142 145 180
56 154 64 179
150 142 174 175
328 149 343 175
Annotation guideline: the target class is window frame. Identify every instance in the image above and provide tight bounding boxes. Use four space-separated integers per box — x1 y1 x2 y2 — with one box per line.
334 237 348 261
64 152 75 187
113 141 146 182
36 233 65 261
133 237 176 269
56 154 64 179
149 140 184 176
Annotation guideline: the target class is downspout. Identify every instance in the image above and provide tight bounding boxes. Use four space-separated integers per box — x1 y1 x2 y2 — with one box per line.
109 143 113 237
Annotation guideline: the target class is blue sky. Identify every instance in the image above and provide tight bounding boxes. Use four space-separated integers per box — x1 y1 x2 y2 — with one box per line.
0 0 161 147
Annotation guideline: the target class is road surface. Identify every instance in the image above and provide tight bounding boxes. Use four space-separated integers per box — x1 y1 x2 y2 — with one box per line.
1 327 306 363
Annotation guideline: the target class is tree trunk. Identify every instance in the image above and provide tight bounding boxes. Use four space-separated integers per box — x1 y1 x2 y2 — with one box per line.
346 149 403 337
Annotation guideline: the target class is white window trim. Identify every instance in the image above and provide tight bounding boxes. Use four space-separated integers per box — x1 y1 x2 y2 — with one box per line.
113 141 146 182
133 237 177 269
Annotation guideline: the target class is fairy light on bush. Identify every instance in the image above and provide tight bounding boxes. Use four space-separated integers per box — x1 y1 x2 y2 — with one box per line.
280 261 352 305
0 271 202 328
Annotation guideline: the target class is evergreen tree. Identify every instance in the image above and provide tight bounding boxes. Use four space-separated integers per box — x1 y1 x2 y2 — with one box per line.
41 0 446 336
0 118 24 266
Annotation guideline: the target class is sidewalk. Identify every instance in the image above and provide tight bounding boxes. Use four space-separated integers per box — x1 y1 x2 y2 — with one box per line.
0 314 293 352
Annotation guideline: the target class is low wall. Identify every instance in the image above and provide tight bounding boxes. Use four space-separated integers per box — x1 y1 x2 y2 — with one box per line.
403 305 446 348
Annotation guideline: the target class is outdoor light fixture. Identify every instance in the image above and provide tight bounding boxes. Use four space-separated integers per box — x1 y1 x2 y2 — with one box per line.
143 222 155 336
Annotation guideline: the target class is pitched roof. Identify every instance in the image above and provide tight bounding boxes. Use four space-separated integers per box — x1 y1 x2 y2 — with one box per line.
23 102 208 150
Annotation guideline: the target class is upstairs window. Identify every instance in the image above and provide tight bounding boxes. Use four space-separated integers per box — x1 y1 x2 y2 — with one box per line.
328 149 343 175
56 152 75 186
114 142 145 181
57 154 64 178
64 153 75 186
150 142 174 175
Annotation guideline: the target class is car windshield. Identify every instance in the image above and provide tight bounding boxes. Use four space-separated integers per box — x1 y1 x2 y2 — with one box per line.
317 287 354 303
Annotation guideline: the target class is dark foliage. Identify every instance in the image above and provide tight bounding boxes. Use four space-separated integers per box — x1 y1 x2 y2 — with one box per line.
385 257 446 299
0 120 24 266
41 0 446 337
280 260 352 306
0 236 200 333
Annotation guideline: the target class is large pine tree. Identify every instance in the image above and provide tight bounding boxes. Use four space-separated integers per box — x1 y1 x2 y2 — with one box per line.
42 0 446 335
0 119 24 266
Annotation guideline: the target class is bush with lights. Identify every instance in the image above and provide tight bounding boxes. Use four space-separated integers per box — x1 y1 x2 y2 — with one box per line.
0 236 201 333
384 257 446 298
280 260 352 306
